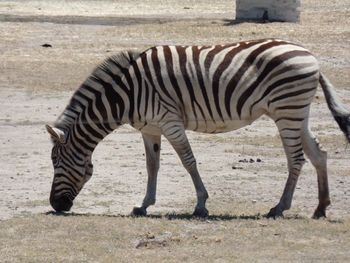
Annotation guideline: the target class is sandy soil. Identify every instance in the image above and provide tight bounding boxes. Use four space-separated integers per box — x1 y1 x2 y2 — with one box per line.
0 0 349 221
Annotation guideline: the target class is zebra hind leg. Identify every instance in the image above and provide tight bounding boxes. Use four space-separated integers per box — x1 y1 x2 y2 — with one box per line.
301 128 330 218
267 118 306 218
132 133 161 217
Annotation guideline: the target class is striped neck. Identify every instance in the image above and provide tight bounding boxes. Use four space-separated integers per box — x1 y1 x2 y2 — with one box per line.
54 50 141 154
54 84 129 155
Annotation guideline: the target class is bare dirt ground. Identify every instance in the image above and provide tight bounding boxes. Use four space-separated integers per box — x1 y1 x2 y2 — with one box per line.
0 0 349 261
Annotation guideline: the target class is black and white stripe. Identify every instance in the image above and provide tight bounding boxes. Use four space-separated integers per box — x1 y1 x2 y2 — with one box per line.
47 39 350 218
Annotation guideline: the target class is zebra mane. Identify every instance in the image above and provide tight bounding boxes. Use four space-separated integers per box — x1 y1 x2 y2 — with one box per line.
54 50 141 130
91 50 141 79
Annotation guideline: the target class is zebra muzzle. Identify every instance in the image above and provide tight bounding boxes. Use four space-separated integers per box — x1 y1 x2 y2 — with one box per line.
50 195 73 212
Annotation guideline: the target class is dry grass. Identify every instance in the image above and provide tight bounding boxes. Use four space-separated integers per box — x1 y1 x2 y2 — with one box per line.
0 213 349 262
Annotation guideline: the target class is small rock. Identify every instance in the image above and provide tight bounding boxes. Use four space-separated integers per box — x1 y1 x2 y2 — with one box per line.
135 232 172 249
145 232 155 239
135 239 166 249
41 43 52 48
171 236 181 242
257 222 268 227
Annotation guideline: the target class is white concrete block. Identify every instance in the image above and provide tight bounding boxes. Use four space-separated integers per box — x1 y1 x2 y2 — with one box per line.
236 0 300 22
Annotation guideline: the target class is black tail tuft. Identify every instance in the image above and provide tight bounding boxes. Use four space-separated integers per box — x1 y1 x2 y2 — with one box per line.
333 114 350 143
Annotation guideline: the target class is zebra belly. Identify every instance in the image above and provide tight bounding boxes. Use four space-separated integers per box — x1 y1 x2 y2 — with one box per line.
186 119 255 134
133 122 162 135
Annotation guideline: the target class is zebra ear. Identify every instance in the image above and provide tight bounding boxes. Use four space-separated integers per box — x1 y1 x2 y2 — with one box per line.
45 125 67 144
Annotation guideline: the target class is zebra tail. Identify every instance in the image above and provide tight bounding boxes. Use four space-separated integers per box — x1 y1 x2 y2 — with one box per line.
319 72 350 143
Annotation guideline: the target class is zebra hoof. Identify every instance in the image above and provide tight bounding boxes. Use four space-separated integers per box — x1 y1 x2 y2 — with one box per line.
312 208 326 219
131 207 147 217
266 207 284 219
193 207 209 218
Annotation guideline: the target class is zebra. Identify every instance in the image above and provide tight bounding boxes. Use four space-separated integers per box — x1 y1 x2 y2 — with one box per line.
46 39 350 219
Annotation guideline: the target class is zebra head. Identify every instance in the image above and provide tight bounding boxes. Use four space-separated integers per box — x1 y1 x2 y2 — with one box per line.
46 125 93 212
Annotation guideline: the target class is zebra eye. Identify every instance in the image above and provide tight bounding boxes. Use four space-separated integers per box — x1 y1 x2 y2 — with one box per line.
52 155 59 166
51 146 62 167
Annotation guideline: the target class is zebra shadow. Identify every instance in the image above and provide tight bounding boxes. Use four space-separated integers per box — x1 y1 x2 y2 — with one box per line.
45 211 306 221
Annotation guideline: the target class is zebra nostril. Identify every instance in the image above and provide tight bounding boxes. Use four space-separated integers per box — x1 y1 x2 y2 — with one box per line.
50 196 73 212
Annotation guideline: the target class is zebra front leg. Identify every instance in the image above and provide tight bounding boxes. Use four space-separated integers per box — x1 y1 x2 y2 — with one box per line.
162 123 209 217
267 119 306 218
132 133 161 216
